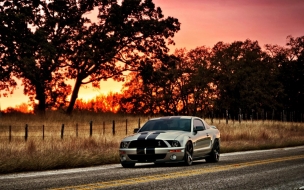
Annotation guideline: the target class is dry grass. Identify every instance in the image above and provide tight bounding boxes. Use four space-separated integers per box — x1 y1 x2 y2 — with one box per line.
0 112 304 174
216 120 304 152
0 136 120 173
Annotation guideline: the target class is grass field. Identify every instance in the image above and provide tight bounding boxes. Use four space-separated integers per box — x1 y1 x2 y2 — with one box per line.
0 111 304 174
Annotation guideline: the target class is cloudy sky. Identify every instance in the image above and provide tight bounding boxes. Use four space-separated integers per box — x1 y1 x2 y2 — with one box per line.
1 0 304 110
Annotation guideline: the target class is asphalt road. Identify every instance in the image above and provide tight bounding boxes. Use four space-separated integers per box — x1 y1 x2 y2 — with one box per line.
1 146 304 190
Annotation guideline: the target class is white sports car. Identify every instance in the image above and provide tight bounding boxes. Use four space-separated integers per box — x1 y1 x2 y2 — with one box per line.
119 116 220 168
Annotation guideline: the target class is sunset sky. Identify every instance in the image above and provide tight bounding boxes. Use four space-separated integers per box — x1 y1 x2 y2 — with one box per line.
1 0 304 110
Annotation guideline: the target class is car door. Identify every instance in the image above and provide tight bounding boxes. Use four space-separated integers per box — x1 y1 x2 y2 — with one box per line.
192 119 212 157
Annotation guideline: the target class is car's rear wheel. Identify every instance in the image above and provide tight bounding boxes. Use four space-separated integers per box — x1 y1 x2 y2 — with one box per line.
205 139 220 163
121 162 136 168
184 141 193 166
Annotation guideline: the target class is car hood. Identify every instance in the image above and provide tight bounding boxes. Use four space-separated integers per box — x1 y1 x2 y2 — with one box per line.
122 130 188 141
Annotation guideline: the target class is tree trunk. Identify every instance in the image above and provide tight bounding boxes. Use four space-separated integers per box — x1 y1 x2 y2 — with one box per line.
66 77 82 115
35 84 46 115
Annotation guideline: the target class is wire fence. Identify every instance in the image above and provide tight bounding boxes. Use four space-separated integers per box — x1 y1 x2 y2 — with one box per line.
204 110 304 125
0 110 303 142
0 118 144 142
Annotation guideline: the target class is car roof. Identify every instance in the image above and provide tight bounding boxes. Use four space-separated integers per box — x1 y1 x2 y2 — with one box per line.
149 116 200 120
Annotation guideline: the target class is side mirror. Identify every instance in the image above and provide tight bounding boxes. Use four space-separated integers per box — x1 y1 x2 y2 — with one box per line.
133 128 139 133
210 125 217 129
194 126 204 132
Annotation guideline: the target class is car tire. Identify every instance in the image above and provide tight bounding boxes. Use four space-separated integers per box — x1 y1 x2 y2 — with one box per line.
184 141 193 166
121 162 136 168
205 139 220 163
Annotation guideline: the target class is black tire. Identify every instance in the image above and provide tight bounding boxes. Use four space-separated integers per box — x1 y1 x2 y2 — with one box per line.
121 162 136 168
205 139 220 163
184 141 193 166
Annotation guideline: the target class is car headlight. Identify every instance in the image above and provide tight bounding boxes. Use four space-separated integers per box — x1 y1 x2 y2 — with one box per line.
120 141 130 148
171 140 181 147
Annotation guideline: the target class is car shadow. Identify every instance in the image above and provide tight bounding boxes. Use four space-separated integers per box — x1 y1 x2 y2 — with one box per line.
132 160 208 169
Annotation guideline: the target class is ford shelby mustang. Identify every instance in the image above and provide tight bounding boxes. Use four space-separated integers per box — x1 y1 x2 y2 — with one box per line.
119 116 220 168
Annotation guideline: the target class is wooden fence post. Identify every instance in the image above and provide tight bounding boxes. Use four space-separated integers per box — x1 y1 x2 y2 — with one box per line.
226 110 228 125
42 125 45 140
76 123 78 137
61 124 64 139
9 125 11 142
266 112 268 122
126 119 128 135
138 118 141 128
239 108 241 124
103 121 105 135
90 121 93 137
25 124 28 141
112 120 115 136
211 111 213 124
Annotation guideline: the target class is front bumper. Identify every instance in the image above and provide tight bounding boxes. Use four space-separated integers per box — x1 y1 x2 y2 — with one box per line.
119 147 185 163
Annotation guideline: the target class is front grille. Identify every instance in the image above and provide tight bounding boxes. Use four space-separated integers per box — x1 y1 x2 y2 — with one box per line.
128 140 168 148
128 154 166 161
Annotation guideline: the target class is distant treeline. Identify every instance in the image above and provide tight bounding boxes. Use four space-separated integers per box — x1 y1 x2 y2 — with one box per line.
118 37 304 118
65 36 304 120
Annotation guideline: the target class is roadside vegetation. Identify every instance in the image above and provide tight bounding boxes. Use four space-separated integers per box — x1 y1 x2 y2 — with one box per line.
0 112 304 174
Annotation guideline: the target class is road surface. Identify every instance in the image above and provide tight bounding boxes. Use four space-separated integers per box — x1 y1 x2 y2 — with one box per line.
1 146 304 190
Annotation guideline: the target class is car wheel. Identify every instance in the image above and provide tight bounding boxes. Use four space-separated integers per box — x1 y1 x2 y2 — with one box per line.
184 141 193 166
205 139 220 163
121 162 136 168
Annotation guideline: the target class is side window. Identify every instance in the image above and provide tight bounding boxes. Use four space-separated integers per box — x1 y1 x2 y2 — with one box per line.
193 119 205 130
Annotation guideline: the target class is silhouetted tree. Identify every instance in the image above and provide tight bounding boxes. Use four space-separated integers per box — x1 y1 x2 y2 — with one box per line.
0 0 88 113
211 39 283 114
120 47 216 116
64 0 180 114
0 0 179 115
270 36 304 113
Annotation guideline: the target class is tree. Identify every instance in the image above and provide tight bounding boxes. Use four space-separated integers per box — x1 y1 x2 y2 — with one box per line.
0 0 91 113
0 2 17 97
211 39 283 115
284 36 304 113
269 36 304 113
120 55 180 115
178 46 215 116
0 0 179 114
64 0 180 114
0 59 16 98
120 47 216 116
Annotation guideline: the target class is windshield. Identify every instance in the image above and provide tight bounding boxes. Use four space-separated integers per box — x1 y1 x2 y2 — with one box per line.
139 118 191 132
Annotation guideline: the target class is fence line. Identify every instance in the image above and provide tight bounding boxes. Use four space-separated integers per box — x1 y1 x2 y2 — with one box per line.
0 113 303 142
0 118 143 142
207 110 304 125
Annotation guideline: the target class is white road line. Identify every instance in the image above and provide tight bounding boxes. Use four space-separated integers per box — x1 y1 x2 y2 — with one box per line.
0 145 303 180
0 163 150 180
221 145 304 157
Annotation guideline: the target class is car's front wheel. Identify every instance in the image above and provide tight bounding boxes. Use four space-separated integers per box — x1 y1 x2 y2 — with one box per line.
205 139 220 163
121 162 136 168
184 141 193 166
